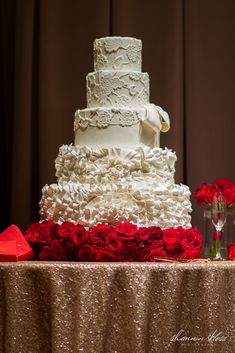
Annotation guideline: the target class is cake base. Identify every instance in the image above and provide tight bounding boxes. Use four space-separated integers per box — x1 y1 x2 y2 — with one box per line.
40 182 191 228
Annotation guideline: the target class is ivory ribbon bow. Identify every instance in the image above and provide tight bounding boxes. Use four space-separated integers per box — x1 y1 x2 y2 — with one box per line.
144 104 170 132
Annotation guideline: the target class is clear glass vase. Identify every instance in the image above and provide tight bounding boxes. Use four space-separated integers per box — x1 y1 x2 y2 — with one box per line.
203 208 235 259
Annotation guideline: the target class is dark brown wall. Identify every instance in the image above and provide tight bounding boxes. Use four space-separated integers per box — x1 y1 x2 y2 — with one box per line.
1 0 235 232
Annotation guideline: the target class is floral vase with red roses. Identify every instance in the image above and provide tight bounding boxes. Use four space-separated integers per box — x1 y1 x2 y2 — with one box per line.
194 178 235 260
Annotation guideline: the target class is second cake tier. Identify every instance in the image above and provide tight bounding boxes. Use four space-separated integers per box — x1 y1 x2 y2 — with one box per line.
86 71 149 108
74 107 163 148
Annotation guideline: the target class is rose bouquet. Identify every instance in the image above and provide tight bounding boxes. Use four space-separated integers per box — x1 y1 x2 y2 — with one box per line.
194 178 235 259
194 178 235 207
24 221 203 262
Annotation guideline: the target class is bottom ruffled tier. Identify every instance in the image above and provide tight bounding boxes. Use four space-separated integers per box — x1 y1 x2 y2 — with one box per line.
40 181 192 228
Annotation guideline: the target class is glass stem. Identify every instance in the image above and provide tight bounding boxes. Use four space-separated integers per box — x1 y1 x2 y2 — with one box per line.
210 227 223 259
210 239 221 259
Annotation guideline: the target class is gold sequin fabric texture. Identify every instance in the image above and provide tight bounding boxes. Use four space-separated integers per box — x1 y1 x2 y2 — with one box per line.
0 262 234 353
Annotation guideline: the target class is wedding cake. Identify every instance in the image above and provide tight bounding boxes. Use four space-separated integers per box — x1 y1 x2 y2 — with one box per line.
40 37 191 228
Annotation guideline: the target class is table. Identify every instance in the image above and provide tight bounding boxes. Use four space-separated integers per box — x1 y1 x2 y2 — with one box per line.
0 261 234 353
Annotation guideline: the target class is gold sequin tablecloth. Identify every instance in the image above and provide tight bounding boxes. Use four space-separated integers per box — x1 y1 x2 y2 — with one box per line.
0 261 235 353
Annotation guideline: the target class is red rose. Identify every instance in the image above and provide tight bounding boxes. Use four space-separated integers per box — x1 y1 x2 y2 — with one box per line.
179 227 203 250
25 222 43 243
179 247 201 259
136 227 150 241
176 227 203 259
178 231 192 248
39 240 68 261
57 222 78 239
214 178 235 205
116 222 137 241
25 221 56 247
120 242 141 261
69 224 87 245
40 220 57 239
105 230 123 252
194 183 215 205
194 179 235 207
78 244 99 261
151 239 165 248
227 243 235 260
60 224 87 260
162 228 181 256
144 247 167 262
162 227 203 258
136 226 163 242
214 178 235 189
94 249 118 262
88 224 114 247
163 228 178 246
165 243 182 255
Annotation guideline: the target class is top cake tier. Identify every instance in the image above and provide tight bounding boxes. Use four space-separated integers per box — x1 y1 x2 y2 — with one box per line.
94 37 142 72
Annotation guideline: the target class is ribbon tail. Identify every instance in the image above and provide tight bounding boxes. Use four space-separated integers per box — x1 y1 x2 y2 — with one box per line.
143 104 170 133
155 105 170 132
143 104 162 132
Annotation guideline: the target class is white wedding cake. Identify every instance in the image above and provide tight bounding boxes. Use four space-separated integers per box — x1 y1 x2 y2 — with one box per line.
40 37 191 228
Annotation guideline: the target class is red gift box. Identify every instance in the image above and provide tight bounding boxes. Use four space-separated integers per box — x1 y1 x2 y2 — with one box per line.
0 240 17 261
227 243 235 260
0 224 34 261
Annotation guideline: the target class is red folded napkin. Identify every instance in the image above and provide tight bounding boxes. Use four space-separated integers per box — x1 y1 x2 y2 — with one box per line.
0 224 34 261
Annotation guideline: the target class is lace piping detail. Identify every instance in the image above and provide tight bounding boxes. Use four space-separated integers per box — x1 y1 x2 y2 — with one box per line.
74 109 144 130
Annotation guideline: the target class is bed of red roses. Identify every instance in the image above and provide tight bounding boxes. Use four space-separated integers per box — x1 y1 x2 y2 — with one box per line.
24 221 203 262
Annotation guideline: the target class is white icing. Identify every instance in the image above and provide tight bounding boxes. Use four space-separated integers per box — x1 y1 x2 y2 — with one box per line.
94 37 142 72
73 107 163 148
74 107 144 130
86 71 149 108
40 182 191 228
39 36 192 229
75 123 143 149
55 145 176 185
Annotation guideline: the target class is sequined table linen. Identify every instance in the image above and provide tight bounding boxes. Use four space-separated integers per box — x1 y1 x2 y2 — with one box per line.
0 262 234 353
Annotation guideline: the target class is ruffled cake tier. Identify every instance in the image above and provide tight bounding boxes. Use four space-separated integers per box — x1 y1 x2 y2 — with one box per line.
55 145 176 185
40 181 191 228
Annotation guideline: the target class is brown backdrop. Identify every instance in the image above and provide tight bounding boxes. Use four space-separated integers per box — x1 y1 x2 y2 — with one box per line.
1 0 235 233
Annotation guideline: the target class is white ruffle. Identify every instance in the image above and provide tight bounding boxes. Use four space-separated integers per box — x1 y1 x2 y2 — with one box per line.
55 145 176 185
40 182 191 228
